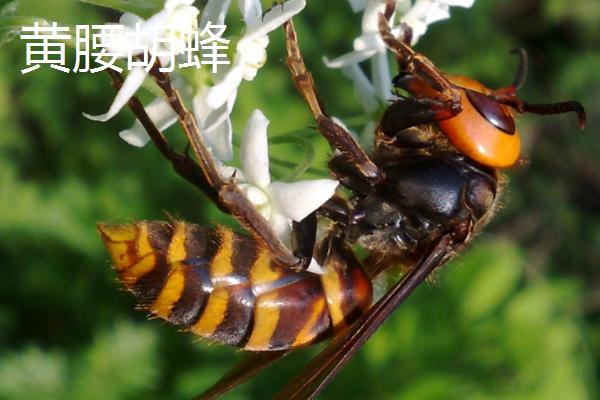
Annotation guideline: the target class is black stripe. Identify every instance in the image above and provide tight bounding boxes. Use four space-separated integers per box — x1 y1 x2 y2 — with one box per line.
184 223 220 263
235 304 255 348
168 262 213 327
146 221 174 254
210 234 257 347
210 285 255 347
131 222 175 303
231 234 258 277
269 275 328 350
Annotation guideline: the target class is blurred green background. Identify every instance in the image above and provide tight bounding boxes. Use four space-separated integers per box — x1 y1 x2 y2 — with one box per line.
0 0 599 399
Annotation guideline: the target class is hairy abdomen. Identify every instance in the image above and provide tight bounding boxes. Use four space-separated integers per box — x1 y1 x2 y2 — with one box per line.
97 221 372 351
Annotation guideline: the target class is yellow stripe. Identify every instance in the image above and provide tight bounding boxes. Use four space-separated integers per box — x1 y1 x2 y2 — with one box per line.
191 288 229 337
136 222 154 258
119 253 156 287
98 223 136 242
243 245 281 350
320 269 347 332
209 228 234 280
98 224 137 271
150 262 185 319
104 242 136 271
293 296 327 347
245 292 280 350
167 222 187 264
249 247 280 286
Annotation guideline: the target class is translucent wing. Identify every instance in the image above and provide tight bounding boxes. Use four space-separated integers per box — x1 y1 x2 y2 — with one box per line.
195 350 289 400
274 235 454 400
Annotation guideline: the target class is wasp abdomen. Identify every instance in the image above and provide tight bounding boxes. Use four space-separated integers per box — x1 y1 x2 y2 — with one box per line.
97 221 372 351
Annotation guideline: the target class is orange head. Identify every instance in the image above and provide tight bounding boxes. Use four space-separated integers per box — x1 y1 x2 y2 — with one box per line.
439 76 521 168
437 50 586 168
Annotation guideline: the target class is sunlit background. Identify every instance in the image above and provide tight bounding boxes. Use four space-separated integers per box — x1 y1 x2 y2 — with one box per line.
1 0 599 399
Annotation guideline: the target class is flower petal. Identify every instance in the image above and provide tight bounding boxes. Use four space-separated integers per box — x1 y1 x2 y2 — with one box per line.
324 49 378 69
341 63 379 113
371 50 392 101
268 212 293 248
238 0 263 23
243 185 270 208
119 123 150 147
193 89 235 161
190 88 233 164
403 0 450 26
83 67 147 122
145 97 178 130
347 0 368 13
353 32 384 52
206 117 233 161
438 0 475 7
306 258 326 274
200 0 233 26
140 8 169 32
400 19 428 45
97 25 139 58
217 163 239 180
424 3 451 24
242 0 306 42
240 109 271 187
119 97 177 147
165 0 195 12
197 90 236 133
268 179 339 221
361 0 387 33
119 12 143 27
205 63 244 109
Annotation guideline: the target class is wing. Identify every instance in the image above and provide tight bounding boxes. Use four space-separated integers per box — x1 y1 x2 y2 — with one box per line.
274 234 454 400
195 350 289 400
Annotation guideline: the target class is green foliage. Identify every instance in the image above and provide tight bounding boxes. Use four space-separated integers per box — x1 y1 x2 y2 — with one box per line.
0 322 159 400
0 0 598 399
317 240 592 400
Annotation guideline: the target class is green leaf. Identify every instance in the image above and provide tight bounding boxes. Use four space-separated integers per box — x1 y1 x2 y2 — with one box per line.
0 348 67 400
70 321 160 400
0 1 46 48
270 134 316 181
459 240 523 320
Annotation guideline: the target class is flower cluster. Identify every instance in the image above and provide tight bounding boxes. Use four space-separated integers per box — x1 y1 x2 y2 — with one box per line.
84 0 337 251
85 0 473 253
326 0 475 139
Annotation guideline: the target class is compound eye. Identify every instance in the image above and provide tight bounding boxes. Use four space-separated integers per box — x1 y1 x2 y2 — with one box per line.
466 89 516 134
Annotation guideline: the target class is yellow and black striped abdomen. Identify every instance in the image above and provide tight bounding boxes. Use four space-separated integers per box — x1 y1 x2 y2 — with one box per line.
97 221 372 351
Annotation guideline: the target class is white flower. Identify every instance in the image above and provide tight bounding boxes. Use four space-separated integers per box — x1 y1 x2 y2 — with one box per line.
83 0 200 122
325 0 475 107
192 87 236 161
233 109 339 247
400 0 475 41
115 0 307 164
115 0 233 154
119 96 177 146
204 0 307 110
116 82 236 162
348 0 369 12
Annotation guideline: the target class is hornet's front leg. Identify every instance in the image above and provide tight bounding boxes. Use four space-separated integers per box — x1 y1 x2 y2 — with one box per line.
284 19 383 188
376 0 463 147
